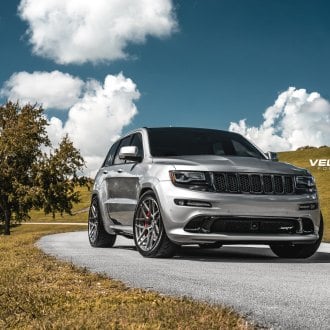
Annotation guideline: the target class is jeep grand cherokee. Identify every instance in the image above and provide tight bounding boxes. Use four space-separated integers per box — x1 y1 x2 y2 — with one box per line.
88 127 323 258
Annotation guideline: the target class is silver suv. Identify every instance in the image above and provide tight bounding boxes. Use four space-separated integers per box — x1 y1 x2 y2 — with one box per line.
88 127 323 258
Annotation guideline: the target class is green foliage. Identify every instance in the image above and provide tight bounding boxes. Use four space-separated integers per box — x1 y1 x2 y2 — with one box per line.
33 136 88 217
0 101 88 234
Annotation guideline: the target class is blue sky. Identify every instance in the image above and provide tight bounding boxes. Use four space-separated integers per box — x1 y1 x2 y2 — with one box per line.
0 0 329 173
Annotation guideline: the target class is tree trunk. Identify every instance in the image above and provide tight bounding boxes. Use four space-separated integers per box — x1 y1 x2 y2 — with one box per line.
4 208 11 235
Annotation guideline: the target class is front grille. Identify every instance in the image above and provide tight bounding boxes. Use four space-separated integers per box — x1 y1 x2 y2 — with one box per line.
227 173 239 192
213 172 295 195
274 175 283 193
210 217 299 234
184 216 314 235
263 175 273 193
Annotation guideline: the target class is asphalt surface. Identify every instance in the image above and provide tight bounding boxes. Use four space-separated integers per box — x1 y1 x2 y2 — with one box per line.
38 231 330 329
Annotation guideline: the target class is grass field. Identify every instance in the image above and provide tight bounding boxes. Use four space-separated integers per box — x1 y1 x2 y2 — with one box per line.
28 185 91 223
0 224 253 329
278 146 330 241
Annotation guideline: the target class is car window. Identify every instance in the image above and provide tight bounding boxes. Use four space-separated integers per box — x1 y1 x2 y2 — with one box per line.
113 135 133 165
130 133 144 160
212 142 227 156
232 140 259 158
103 140 120 167
147 128 265 159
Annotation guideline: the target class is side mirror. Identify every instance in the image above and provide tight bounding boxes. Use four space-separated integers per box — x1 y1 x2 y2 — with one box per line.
266 151 278 161
119 146 142 162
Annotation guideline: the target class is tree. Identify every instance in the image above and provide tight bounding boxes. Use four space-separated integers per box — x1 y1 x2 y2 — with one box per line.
0 101 88 235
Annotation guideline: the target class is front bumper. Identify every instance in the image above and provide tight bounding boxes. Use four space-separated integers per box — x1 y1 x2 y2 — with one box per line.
155 181 321 245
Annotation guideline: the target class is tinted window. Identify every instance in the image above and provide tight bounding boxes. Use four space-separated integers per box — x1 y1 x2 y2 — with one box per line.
147 128 265 159
103 140 120 167
113 135 133 165
130 133 144 159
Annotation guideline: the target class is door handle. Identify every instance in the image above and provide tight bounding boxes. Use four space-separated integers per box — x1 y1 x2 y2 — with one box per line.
117 169 123 173
103 170 108 174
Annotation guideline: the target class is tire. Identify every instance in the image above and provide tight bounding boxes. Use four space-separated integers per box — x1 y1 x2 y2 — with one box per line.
88 196 116 247
133 191 177 258
270 214 324 258
199 242 223 249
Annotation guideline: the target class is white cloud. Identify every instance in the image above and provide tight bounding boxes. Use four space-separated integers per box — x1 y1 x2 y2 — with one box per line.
18 0 177 64
0 71 83 110
1 71 140 176
229 87 330 152
60 73 140 172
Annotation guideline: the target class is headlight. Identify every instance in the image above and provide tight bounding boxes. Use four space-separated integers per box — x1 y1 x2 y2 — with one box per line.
169 171 212 191
295 175 316 194
170 171 205 183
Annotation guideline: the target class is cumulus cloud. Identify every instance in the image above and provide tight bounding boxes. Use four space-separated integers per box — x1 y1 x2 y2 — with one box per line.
0 71 83 110
229 87 330 152
59 73 140 170
18 0 177 64
2 71 140 176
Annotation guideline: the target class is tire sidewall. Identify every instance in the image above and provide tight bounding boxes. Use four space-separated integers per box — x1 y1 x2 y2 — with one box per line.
133 191 168 257
88 196 101 246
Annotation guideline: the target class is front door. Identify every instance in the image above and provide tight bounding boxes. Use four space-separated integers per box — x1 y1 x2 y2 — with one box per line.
104 133 144 226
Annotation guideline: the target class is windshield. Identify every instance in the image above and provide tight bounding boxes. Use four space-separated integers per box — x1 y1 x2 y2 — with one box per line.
147 127 266 159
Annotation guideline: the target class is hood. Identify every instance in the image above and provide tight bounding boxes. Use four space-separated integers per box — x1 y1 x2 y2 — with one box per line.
152 155 308 175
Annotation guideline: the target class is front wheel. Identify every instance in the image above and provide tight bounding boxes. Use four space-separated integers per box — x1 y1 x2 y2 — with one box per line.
133 191 177 258
88 196 116 247
270 214 323 258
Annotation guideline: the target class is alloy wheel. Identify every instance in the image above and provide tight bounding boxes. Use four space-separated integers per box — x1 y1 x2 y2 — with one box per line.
134 196 162 252
88 198 99 244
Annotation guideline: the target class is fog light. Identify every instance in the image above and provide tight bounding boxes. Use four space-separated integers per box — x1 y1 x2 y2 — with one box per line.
174 199 212 208
186 200 212 207
298 203 319 210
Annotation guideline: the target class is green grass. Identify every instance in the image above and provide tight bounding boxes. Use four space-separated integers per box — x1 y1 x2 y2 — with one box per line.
28 185 90 223
0 224 253 329
278 146 330 241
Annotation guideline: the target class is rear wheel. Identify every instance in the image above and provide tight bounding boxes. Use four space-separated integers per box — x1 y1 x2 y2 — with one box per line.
270 214 323 258
133 191 177 258
88 196 116 247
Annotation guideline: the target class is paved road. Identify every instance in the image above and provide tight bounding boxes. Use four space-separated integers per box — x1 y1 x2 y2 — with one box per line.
38 231 330 329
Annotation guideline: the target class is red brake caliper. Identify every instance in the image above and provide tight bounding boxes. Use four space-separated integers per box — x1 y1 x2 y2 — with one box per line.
144 210 151 232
